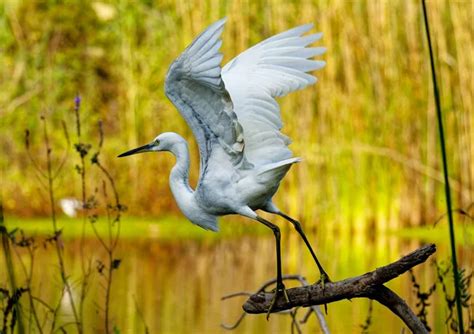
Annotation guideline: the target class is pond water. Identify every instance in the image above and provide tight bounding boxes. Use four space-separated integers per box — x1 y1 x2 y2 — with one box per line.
3 219 473 333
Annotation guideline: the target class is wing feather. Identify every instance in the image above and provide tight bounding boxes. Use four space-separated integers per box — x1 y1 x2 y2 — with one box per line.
165 18 247 180
222 24 325 166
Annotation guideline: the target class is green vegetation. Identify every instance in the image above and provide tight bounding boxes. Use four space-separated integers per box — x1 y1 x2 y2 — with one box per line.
5 216 473 245
394 224 473 246
5 216 268 240
1 1 472 234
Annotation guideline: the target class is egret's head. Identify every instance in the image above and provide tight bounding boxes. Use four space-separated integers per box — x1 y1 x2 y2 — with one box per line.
117 132 181 158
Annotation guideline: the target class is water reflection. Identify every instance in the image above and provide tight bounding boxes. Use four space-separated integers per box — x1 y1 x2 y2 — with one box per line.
5 227 473 333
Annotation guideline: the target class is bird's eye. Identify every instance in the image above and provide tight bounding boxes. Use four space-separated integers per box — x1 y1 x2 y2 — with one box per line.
155 139 160 145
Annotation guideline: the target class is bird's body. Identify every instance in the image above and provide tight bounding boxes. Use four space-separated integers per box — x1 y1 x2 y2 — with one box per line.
119 18 329 313
145 18 325 231
160 132 299 230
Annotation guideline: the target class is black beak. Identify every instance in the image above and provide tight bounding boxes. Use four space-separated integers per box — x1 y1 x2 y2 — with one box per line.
117 143 152 158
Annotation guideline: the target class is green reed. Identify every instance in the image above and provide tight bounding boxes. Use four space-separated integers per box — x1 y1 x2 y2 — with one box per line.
421 1 463 331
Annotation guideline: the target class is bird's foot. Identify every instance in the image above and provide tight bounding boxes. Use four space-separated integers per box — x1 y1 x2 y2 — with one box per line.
266 283 290 320
314 272 331 288
314 273 331 314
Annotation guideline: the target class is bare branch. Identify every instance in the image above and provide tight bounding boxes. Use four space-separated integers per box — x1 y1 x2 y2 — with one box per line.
370 286 428 333
221 313 247 330
222 274 330 333
243 244 436 334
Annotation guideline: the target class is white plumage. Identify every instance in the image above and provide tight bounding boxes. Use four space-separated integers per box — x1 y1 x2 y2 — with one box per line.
149 18 325 231
119 18 329 309
222 22 325 165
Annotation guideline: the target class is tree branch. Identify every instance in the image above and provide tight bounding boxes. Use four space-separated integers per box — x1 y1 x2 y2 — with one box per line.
369 285 428 333
222 275 329 333
243 243 436 333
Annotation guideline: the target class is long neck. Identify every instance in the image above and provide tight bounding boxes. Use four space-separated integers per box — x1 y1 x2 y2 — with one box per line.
169 141 194 202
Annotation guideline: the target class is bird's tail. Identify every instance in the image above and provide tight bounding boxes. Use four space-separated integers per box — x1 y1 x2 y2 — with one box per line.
255 157 302 184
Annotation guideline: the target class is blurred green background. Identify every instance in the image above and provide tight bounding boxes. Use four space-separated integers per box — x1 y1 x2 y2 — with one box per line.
0 0 473 333
1 0 472 228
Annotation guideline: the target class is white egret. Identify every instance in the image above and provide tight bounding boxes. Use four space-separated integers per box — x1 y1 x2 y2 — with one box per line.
119 18 328 314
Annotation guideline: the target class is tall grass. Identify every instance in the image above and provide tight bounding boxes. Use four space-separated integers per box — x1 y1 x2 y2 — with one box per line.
0 1 472 235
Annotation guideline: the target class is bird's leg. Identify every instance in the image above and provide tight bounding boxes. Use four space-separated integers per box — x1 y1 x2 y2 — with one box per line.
277 212 331 285
256 216 290 319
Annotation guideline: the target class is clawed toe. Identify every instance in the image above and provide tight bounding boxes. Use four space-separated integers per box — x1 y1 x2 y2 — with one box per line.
266 284 290 320
314 273 331 314
315 272 331 288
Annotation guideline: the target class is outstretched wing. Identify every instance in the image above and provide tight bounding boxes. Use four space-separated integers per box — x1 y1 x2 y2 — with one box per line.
222 24 325 166
165 18 246 178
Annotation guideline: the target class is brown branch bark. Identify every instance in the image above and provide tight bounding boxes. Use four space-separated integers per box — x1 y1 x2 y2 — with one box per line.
243 243 436 333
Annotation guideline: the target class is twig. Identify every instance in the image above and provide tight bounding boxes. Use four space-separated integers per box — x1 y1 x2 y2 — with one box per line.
290 308 302 334
221 313 247 331
9 233 43 333
52 120 71 180
244 244 436 333
222 274 330 333
0 203 26 334
31 296 55 313
41 116 81 333
89 120 125 333
74 94 89 331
